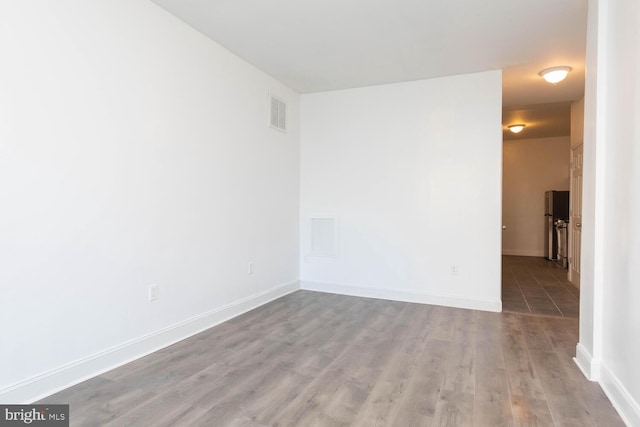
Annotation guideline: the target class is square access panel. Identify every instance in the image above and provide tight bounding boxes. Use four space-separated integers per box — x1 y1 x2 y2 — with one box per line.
310 217 337 257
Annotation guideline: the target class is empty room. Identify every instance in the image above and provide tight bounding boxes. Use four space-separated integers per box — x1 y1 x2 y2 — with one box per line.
1 1 639 426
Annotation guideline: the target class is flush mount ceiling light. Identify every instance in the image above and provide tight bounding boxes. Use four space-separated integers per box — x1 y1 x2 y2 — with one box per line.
539 66 572 84
508 124 526 134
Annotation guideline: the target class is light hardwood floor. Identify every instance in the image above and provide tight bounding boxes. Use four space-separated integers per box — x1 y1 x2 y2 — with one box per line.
40 291 623 426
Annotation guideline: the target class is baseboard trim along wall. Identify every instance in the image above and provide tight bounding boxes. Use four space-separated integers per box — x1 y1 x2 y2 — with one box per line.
300 280 502 313
599 362 640 427
573 343 639 424
574 342 600 381
0 280 299 404
502 249 545 257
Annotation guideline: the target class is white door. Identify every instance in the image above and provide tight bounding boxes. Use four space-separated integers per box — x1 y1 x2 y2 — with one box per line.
569 144 583 287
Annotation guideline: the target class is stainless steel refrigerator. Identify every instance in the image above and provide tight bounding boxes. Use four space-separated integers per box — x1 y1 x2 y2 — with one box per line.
544 190 570 261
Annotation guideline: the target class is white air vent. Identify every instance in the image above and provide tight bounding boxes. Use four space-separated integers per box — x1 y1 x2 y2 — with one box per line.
269 94 286 132
310 217 337 257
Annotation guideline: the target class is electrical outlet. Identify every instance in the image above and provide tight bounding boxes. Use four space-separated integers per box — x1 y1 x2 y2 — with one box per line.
450 265 459 276
149 284 159 302
248 262 254 274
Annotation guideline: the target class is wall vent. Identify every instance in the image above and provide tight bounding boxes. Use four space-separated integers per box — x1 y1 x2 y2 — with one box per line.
269 94 286 132
310 217 338 257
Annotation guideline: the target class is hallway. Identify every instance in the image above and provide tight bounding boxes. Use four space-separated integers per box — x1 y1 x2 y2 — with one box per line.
502 256 580 317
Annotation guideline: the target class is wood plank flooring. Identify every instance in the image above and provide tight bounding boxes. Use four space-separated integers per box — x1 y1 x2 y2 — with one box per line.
40 290 622 426
502 256 580 317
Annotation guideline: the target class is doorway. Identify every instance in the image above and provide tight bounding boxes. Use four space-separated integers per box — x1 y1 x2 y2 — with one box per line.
501 103 581 316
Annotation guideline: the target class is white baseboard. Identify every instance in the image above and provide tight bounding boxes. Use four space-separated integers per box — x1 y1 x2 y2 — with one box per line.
0 280 299 404
502 249 545 257
574 342 601 381
300 280 501 313
599 362 640 427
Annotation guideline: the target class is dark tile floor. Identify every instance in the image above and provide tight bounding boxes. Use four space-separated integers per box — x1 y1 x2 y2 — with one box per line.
502 255 580 317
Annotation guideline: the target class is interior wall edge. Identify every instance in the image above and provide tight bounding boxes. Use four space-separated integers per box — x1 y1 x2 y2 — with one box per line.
0 280 299 404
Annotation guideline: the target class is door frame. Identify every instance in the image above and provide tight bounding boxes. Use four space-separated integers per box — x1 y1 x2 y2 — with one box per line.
568 143 583 287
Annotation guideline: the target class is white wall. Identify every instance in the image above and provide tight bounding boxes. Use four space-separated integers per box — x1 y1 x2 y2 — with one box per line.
0 1 300 402
597 0 640 422
300 71 503 312
502 137 571 257
578 0 640 425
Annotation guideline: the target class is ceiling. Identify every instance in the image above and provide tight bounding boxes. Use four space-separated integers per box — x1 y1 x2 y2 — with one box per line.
503 103 571 141
151 0 587 137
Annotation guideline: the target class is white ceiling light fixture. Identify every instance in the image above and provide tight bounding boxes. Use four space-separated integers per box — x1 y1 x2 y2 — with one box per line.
539 66 572 84
508 124 526 134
